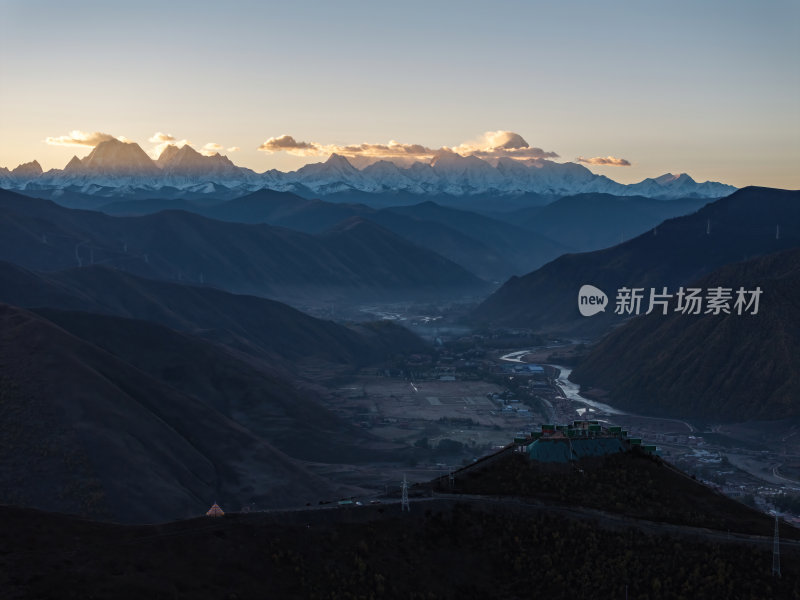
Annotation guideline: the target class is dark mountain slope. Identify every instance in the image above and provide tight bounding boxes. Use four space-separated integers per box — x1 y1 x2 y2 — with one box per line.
570 248 800 421
320 188 556 212
33 308 400 463
472 187 800 336
0 304 339 523
385 200 569 274
97 196 201 214
201 189 365 230
100 189 561 279
0 188 484 301
318 217 489 288
102 190 537 279
367 211 513 280
204 193 523 280
505 193 709 251
205 192 518 280
0 261 427 376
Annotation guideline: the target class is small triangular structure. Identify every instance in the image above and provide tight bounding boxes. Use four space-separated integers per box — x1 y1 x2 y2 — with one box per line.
206 502 224 517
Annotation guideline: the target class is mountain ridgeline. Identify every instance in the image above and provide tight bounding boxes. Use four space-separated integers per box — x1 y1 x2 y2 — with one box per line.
472 187 800 336
0 188 486 302
0 260 427 376
1 137 736 200
498 192 711 252
100 189 571 280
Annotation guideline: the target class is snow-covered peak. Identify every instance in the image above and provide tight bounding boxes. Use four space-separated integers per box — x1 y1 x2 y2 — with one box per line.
81 139 160 175
430 150 488 171
64 155 84 172
325 153 357 170
11 160 43 178
653 173 678 184
153 144 243 182
294 153 361 185
628 172 733 198
156 144 181 167
1 147 737 201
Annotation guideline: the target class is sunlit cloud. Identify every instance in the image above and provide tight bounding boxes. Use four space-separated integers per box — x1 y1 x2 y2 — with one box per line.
44 130 118 148
147 132 190 159
200 142 224 156
577 156 632 166
337 141 434 159
44 130 628 171
449 130 559 161
257 130 559 165
148 132 176 144
258 135 320 155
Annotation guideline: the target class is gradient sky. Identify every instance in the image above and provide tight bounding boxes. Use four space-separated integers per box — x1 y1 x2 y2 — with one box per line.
1 0 797 188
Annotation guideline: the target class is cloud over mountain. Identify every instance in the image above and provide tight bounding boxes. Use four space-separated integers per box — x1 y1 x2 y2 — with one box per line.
257 130 561 165
201 142 224 156
147 134 233 159
578 156 631 166
449 130 559 161
147 132 190 158
148 132 178 144
44 129 627 171
45 130 118 148
258 135 329 155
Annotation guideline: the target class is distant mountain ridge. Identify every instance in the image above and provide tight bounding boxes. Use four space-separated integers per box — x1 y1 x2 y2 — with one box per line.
0 188 486 302
471 187 800 336
0 260 428 377
1 139 736 200
497 193 711 252
100 189 571 280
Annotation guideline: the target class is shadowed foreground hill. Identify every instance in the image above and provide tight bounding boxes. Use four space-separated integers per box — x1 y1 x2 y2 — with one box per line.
431 447 784 536
0 261 428 378
2 452 799 599
570 248 800 421
472 187 800 336
0 304 356 523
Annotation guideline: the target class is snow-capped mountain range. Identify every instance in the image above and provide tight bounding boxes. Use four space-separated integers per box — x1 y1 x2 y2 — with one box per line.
0 138 736 200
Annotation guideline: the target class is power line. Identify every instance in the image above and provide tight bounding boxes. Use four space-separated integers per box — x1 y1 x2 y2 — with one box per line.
773 514 781 578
